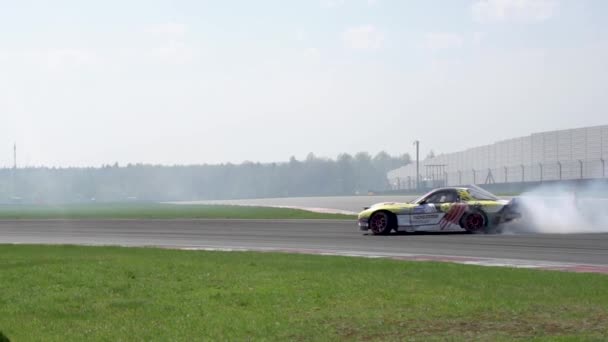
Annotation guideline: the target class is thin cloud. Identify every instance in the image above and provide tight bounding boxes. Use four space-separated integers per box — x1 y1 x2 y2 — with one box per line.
472 0 558 23
150 41 194 65
0 48 99 71
45 48 99 69
140 23 192 64
303 47 321 60
321 0 345 8
296 29 308 42
472 31 487 47
424 32 464 51
321 0 377 8
342 25 385 50
143 22 187 37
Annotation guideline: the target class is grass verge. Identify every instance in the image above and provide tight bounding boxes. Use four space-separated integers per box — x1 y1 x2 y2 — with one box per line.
0 245 607 341
0 203 354 220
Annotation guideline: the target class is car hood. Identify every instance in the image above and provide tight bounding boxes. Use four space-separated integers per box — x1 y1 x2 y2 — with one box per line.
367 202 415 209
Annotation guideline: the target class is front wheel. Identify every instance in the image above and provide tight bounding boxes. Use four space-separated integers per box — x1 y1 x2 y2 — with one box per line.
369 211 393 235
461 211 487 234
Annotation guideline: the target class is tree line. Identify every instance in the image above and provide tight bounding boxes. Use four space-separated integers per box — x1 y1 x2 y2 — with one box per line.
0 151 411 203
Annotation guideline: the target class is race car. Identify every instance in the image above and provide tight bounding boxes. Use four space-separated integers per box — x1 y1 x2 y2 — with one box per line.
358 185 521 235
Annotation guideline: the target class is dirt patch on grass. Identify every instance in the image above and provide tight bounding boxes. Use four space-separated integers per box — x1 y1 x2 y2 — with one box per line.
334 311 608 341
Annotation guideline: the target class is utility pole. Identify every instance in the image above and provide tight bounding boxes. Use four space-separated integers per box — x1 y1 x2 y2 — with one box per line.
413 140 420 191
12 143 17 201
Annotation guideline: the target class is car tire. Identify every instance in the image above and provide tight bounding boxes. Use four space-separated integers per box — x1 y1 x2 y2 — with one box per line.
369 211 394 235
461 210 487 234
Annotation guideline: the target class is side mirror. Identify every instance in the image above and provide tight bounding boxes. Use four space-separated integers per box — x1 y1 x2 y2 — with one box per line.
418 200 427 205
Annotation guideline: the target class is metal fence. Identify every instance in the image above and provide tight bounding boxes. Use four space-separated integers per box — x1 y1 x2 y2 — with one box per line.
388 125 608 190
391 159 607 190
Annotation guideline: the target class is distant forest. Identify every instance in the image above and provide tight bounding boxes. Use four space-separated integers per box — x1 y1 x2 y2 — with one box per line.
0 151 411 203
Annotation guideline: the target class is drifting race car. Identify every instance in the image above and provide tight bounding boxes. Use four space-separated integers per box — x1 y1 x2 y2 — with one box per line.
358 185 520 235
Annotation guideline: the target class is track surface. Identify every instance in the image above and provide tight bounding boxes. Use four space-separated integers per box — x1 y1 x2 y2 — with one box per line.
172 195 422 213
1 219 607 267
172 195 518 214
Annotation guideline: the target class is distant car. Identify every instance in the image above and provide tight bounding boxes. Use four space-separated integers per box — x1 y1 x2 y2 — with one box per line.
358 185 521 235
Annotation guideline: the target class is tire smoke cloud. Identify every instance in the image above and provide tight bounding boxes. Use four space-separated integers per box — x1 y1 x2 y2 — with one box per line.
503 182 608 234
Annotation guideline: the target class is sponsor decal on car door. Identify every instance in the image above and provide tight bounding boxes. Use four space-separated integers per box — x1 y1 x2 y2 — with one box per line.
410 204 444 226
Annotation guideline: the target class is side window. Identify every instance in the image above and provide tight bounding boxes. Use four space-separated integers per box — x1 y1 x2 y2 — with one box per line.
424 192 441 203
444 191 457 203
425 191 457 204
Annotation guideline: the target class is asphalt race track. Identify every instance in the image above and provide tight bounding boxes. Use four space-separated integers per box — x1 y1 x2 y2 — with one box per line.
1 219 607 272
171 195 424 214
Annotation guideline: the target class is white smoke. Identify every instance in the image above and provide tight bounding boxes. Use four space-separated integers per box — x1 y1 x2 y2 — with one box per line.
503 182 608 234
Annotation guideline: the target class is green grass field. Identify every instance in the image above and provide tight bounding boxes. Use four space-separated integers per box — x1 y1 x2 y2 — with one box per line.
0 245 606 341
0 203 354 220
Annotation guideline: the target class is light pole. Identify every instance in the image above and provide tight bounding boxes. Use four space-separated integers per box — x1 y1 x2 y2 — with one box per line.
413 140 420 191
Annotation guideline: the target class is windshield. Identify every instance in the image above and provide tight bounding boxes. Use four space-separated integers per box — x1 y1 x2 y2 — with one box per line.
411 190 434 204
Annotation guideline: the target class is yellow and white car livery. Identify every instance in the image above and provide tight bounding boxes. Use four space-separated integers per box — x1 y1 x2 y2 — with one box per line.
358 185 520 235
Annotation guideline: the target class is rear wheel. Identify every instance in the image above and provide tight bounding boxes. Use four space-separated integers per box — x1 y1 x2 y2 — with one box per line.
369 211 394 235
461 211 487 234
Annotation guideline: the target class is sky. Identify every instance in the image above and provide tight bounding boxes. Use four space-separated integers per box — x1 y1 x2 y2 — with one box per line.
1 0 607 167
